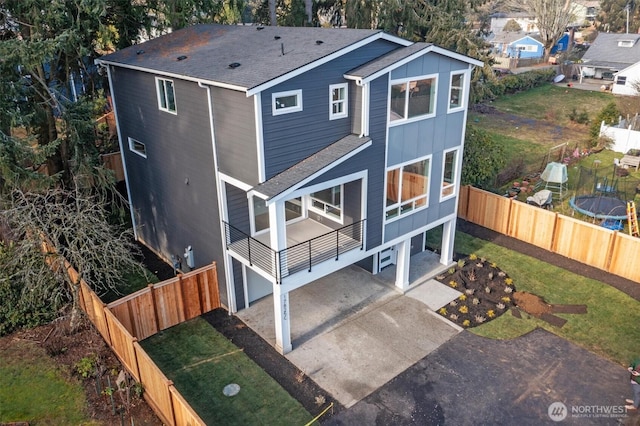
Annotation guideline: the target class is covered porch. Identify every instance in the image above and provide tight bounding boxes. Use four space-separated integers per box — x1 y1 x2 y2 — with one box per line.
236 249 460 406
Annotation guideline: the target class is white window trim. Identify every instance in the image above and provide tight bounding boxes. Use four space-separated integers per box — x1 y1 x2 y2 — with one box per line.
155 77 177 114
307 185 344 224
440 148 459 202
329 83 348 120
388 74 438 127
447 71 466 113
384 154 432 223
272 89 303 116
128 137 147 158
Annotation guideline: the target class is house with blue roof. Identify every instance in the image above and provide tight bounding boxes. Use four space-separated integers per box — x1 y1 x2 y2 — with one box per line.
96 24 482 354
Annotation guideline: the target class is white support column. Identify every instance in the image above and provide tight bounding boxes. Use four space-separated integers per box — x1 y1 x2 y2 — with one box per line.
268 201 292 353
441 219 456 265
395 239 411 291
273 283 292 354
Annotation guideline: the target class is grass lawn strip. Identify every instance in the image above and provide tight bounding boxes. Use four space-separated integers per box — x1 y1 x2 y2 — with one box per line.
141 318 313 426
452 232 640 366
0 340 96 425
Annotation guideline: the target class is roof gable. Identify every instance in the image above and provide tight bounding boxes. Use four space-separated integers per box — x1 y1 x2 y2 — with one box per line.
490 32 543 46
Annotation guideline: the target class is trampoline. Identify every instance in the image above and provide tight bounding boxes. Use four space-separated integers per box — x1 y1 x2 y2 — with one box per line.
569 195 628 220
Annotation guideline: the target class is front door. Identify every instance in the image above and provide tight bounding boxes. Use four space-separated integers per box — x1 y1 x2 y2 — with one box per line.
378 246 396 271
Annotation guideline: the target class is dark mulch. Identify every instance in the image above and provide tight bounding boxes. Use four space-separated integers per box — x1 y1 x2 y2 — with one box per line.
551 304 588 314
202 308 344 420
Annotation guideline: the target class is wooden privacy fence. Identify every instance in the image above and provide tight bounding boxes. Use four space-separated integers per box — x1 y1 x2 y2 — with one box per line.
100 151 125 182
458 185 640 283
68 259 220 425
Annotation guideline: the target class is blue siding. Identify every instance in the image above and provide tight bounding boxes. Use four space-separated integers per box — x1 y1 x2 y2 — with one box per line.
384 54 467 242
506 36 543 59
213 87 259 185
261 39 399 179
110 66 228 303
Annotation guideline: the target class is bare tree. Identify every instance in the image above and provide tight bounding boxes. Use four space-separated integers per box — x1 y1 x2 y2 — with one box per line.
1 183 148 329
503 0 576 62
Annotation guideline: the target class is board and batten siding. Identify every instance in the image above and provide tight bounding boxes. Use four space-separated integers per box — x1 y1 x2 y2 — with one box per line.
110 66 229 305
260 39 399 180
212 87 260 185
384 54 468 242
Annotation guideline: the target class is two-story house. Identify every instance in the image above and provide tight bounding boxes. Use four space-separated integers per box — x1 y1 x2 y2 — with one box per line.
96 24 482 354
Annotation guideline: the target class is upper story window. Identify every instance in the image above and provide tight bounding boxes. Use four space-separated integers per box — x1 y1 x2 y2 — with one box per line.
156 78 176 114
272 89 303 115
385 156 431 221
448 72 465 112
128 137 147 158
441 148 459 200
389 75 437 123
329 83 348 120
309 185 342 223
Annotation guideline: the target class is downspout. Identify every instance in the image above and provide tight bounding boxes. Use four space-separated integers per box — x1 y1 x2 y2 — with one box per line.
102 64 138 239
198 81 237 314
355 78 369 137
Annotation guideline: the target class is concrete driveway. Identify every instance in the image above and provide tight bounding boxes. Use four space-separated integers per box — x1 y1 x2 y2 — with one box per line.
237 251 463 408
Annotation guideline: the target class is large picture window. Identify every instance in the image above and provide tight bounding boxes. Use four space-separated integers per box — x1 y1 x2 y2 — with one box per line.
389 76 437 123
385 157 431 220
329 83 348 120
448 72 465 112
309 185 342 222
156 78 176 113
441 149 458 200
272 89 303 115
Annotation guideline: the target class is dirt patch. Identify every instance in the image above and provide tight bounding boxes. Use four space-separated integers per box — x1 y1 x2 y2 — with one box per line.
513 291 552 316
0 315 161 425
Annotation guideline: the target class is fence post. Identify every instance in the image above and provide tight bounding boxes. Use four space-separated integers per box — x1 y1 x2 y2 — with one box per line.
149 284 160 333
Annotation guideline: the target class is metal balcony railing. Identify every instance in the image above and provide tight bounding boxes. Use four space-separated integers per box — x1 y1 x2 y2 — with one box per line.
223 220 365 283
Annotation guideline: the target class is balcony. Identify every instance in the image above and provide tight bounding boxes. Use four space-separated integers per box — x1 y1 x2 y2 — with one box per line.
223 219 365 283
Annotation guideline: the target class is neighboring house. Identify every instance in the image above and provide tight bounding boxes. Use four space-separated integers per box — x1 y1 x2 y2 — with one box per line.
490 32 545 59
490 12 538 34
550 33 571 55
96 24 482 354
577 32 640 89
572 0 599 25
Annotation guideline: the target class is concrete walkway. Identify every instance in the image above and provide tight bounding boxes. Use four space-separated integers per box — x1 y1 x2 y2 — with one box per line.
237 251 462 408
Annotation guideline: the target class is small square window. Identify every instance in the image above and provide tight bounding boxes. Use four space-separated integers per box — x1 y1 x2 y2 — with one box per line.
156 78 176 114
272 90 303 115
330 83 348 120
128 137 147 158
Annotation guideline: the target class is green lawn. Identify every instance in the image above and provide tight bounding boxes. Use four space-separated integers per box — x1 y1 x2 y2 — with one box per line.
140 318 313 426
434 231 640 367
486 84 614 124
0 341 96 425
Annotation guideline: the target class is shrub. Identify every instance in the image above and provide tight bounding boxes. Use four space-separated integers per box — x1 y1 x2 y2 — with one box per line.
589 102 620 146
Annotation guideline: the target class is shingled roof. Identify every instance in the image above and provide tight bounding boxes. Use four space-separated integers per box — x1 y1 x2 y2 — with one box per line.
97 24 403 93
581 32 640 70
